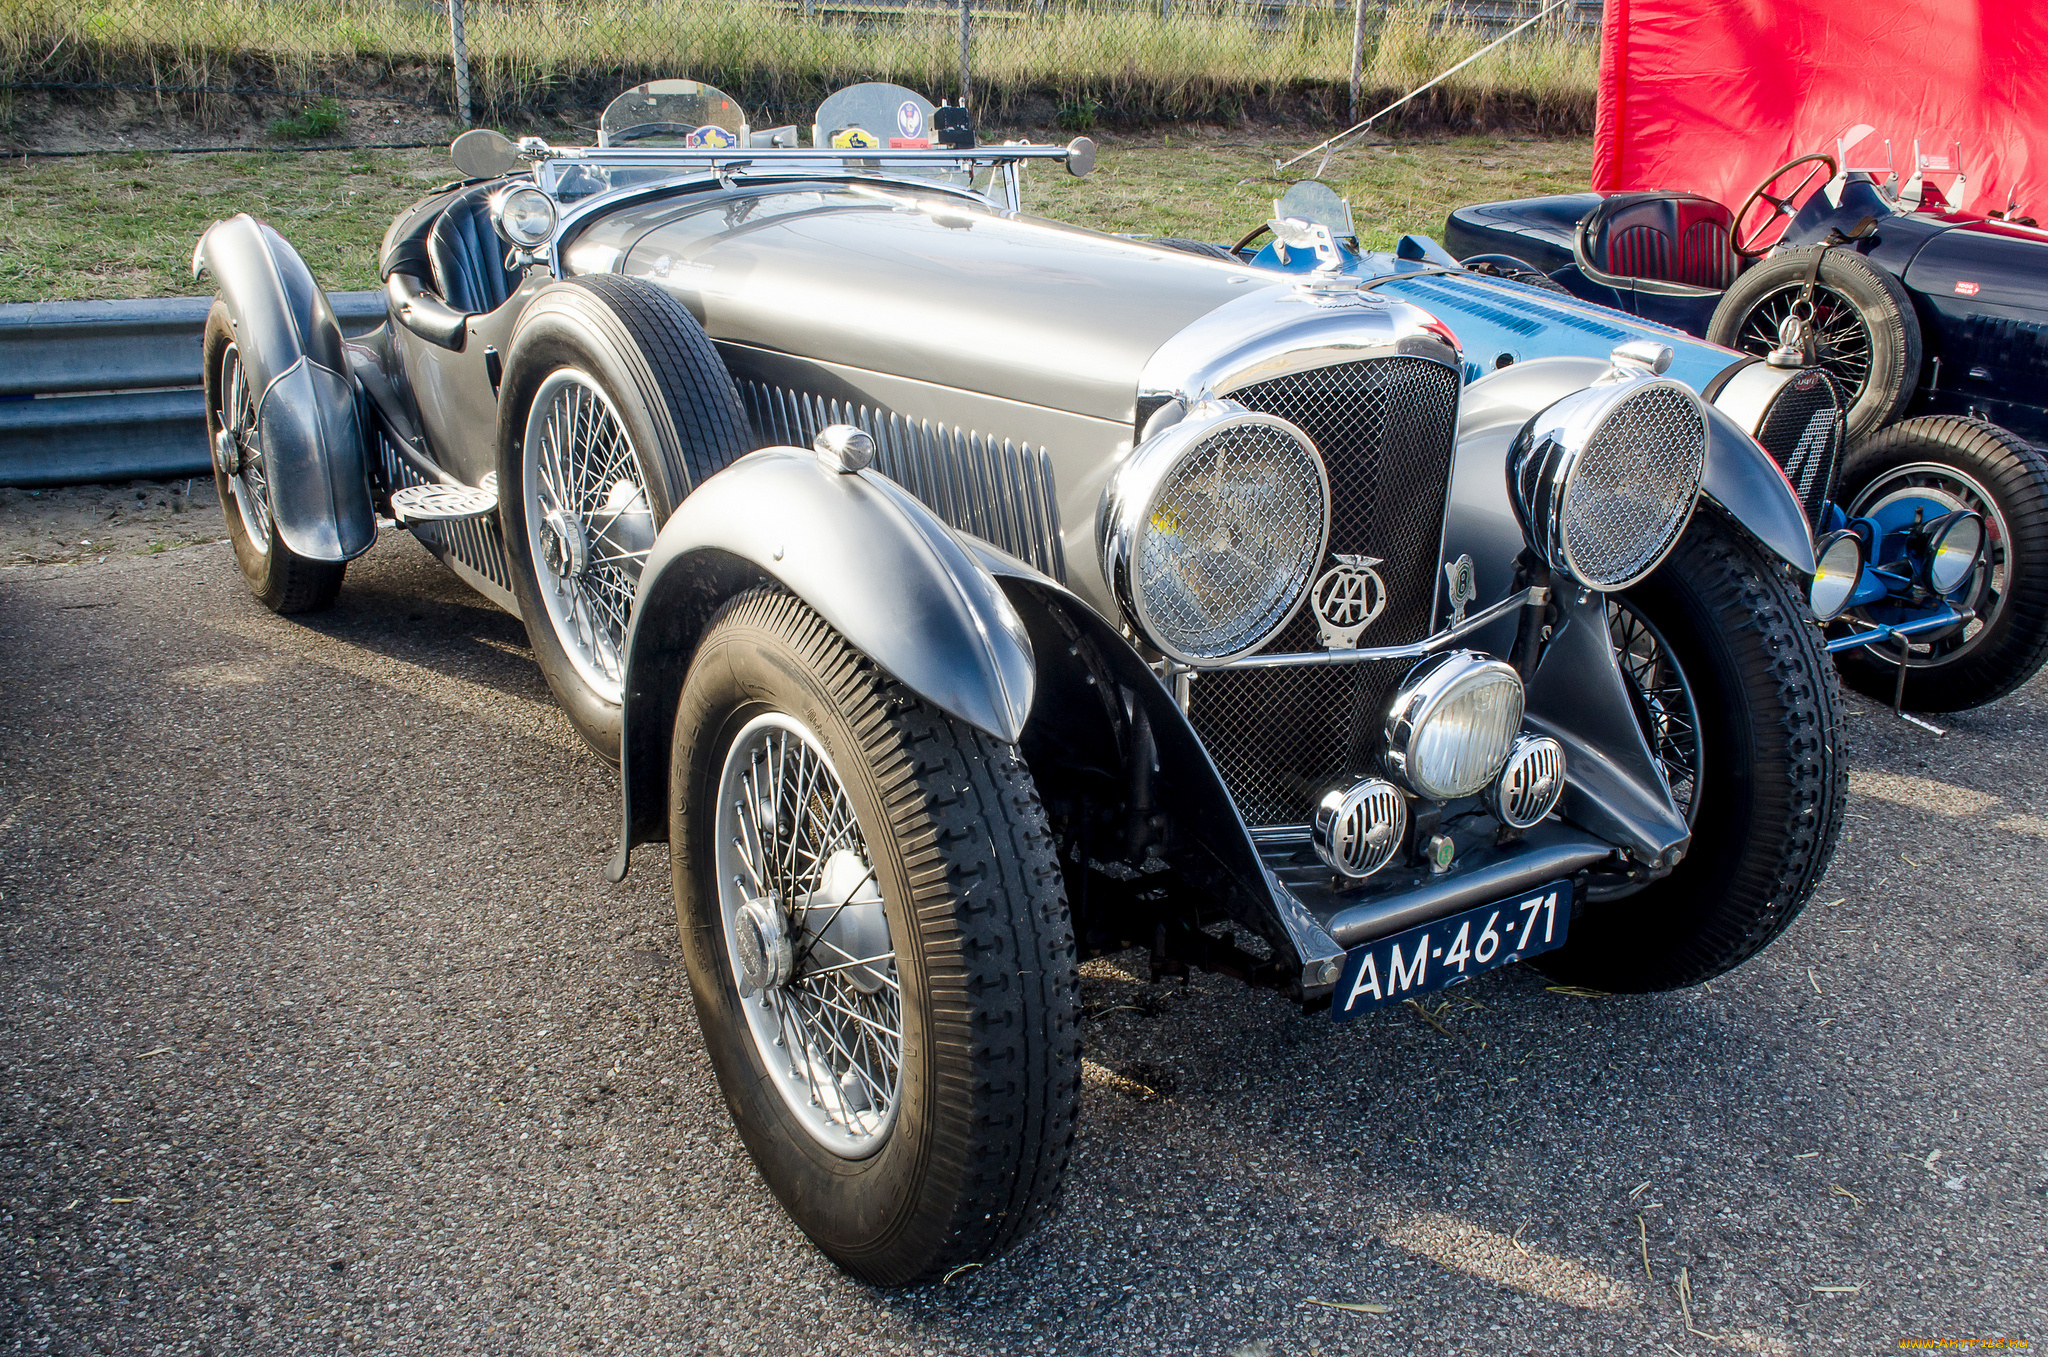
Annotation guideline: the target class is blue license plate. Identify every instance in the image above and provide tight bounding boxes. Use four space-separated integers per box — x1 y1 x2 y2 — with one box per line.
1329 880 1573 1022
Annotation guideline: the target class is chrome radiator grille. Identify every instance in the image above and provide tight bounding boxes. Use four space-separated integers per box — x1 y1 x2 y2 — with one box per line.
1187 357 1462 827
1754 370 1844 529
741 380 1067 580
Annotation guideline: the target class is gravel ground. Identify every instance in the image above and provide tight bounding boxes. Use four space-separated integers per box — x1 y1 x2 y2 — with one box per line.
1 530 2043 1356
0 481 226 567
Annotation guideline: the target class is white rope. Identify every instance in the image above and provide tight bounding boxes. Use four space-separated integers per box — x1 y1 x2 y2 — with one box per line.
1281 0 1572 178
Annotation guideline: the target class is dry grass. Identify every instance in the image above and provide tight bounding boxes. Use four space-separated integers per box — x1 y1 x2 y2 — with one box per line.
0 0 1598 126
0 131 1591 303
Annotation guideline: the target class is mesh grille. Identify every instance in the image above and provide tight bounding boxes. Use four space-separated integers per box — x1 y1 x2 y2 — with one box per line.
1754 370 1845 529
1138 422 1325 659
1566 385 1705 587
1187 357 1462 826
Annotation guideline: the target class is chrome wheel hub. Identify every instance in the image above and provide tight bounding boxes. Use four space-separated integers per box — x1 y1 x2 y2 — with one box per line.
714 712 902 1158
212 428 242 478
538 508 589 582
521 369 657 705
733 894 793 996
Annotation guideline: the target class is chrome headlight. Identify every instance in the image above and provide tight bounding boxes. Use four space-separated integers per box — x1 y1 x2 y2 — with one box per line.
1810 528 1864 621
1384 651 1526 801
491 185 558 249
1102 399 1330 664
1510 373 1708 591
1920 509 1984 595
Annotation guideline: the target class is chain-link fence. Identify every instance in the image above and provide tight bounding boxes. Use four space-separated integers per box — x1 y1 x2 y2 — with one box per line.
1 0 1600 142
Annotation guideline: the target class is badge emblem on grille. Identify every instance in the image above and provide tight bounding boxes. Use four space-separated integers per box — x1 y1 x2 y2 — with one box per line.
1311 555 1389 649
1443 554 1478 626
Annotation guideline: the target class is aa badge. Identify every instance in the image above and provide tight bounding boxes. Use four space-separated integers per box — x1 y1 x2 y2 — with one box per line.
1311 554 1389 650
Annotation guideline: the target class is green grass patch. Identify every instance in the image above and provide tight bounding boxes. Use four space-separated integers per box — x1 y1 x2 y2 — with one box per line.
0 133 1590 303
267 96 347 141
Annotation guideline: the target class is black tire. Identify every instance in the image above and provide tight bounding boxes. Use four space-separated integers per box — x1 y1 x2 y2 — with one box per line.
669 586 1080 1287
1463 258 1571 294
1707 247 1921 443
1147 236 1242 262
1833 415 2048 711
496 275 756 761
1536 508 1847 992
202 301 346 614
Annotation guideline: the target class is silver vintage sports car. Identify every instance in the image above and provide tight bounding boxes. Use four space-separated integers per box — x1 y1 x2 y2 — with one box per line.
194 79 1846 1285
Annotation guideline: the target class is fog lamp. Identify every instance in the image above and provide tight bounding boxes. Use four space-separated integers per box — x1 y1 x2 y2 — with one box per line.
1486 733 1566 829
1384 651 1526 802
1809 528 1864 621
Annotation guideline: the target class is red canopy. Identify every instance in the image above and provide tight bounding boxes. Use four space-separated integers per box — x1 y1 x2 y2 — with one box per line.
1593 0 2048 220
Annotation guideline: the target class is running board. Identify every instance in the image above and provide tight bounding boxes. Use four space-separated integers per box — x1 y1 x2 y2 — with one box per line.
391 472 498 525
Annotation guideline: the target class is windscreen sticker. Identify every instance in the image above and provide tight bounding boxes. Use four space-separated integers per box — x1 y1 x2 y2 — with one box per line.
889 138 931 149
686 124 739 148
1954 280 1981 295
831 126 881 150
897 100 925 139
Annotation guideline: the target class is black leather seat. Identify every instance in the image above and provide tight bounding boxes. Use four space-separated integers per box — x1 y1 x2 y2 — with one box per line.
427 184 521 315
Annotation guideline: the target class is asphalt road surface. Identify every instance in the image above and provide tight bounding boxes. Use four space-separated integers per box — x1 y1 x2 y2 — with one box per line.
3 532 2044 1356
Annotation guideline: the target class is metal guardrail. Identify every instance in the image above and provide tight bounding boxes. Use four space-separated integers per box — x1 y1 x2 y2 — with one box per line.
0 292 384 488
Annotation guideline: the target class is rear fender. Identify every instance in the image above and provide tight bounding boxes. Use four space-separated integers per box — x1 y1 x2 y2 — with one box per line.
194 214 374 562
611 447 1035 877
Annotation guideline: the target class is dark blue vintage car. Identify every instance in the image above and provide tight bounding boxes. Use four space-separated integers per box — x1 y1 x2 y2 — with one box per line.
1441 150 2048 448
1157 178 2048 716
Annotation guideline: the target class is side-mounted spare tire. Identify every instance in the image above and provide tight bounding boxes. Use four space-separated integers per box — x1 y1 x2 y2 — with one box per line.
496 275 758 761
1833 415 2048 712
1537 506 1848 992
1706 246 1920 443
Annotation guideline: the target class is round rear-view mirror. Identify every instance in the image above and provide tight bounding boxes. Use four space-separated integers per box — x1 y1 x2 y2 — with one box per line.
451 128 522 179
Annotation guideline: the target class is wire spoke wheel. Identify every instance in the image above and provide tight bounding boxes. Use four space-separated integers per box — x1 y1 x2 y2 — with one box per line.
1734 283 1874 399
714 711 902 1158
1608 598 1703 824
1845 461 2011 669
521 368 656 706
219 343 272 555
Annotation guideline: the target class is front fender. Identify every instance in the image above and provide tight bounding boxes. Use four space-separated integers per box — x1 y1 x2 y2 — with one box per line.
611 447 1035 877
1453 356 1815 575
1442 357 1707 863
194 214 374 562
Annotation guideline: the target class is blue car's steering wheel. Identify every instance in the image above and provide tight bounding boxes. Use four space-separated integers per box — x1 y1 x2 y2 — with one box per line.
1733 152 1839 257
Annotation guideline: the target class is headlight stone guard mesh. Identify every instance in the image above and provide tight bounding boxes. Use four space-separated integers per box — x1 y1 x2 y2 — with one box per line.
1135 421 1326 661
1564 384 1706 588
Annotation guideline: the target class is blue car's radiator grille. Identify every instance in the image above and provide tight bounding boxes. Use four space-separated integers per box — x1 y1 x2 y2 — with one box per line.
1187 356 1463 828
1753 369 1845 529
739 380 1067 581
